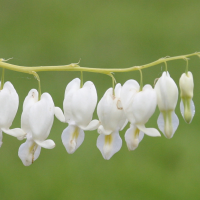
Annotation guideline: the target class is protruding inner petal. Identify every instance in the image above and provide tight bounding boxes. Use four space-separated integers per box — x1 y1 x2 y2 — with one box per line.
61 125 84 154
157 111 179 139
125 125 144 151
180 98 195 124
96 131 122 160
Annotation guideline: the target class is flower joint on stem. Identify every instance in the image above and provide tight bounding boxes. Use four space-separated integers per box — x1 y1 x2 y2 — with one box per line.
31 71 41 100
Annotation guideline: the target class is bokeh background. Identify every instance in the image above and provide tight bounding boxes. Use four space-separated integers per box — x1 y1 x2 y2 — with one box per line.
0 1 200 199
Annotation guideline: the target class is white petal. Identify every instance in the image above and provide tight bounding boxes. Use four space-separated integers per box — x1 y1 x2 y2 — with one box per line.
121 80 140 124
97 87 127 132
29 93 54 141
34 139 55 149
79 119 100 131
120 119 129 131
179 71 194 98
0 130 2 147
132 85 157 124
1 128 26 138
155 71 178 111
63 78 80 124
21 90 39 135
22 89 38 110
157 111 179 139
71 81 97 127
0 81 19 129
64 78 80 98
96 131 122 160
18 138 41 166
125 125 144 151
54 107 65 122
61 125 84 154
180 99 195 124
114 83 122 98
137 124 161 137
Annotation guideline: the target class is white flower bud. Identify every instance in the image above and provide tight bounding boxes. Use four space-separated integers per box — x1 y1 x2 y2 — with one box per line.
179 71 195 124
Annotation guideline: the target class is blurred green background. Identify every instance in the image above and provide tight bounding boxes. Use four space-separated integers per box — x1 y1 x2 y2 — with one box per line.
0 0 200 199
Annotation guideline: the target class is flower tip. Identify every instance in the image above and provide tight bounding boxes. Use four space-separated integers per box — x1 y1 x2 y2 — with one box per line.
103 144 112 160
127 138 139 151
67 139 77 154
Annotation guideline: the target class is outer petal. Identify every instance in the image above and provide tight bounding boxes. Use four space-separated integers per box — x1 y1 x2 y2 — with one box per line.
155 71 178 111
121 80 140 124
97 84 127 132
1 128 26 138
179 71 194 98
63 78 80 124
125 124 144 151
61 125 84 154
21 89 38 134
0 81 19 129
132 85 157 124
29 93 55 141
157 111 179 139
54 107 65 123
97 131 122 160
71 81 97 127
18 138 41 166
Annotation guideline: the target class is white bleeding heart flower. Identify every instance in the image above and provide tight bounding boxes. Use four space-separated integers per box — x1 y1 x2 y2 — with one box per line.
18 89 56 166
96 83 128 160
0 81 25 147
179 71 195 124
121 81 160 151
155 71 179 139
55 78 99 154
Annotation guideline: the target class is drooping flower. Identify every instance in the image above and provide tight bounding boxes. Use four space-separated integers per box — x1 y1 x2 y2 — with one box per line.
55 78 99 154
154 71 179 139
179 71 195 124
0 81 25 147
18 89 57 166
121 80 160 150
96 83 127 160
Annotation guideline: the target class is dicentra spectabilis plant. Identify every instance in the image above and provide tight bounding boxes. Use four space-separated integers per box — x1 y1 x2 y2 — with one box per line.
0 52 199 166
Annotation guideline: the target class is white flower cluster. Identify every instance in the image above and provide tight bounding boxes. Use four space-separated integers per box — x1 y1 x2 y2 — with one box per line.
0 70 195 166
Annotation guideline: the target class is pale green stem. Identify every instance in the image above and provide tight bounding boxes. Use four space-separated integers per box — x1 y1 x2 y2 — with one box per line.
31 71 41 100
0 52 199 75
109 73 116 96
138 68 143 91
0 68 5 90
80 71 83 88
164 61 168 72
185 58 189 75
